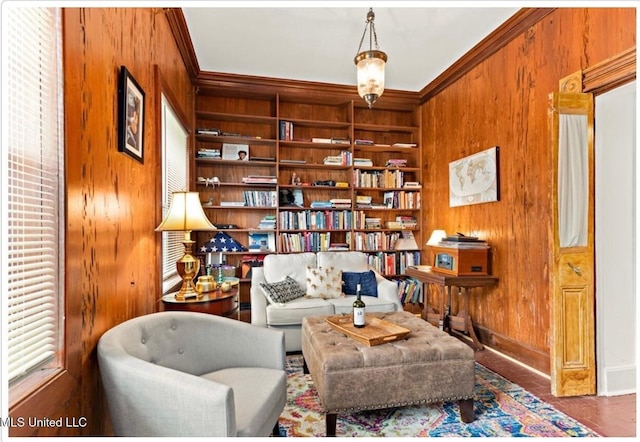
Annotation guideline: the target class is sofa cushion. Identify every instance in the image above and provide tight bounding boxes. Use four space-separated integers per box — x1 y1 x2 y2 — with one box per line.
263 252 316 288
317 251 369 272
260 276 306 304
328 296 399 315
266 297 335 326
305 266 343 299
341 270 378 297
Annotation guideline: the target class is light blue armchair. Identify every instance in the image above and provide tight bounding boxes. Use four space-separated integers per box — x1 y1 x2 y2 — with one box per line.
97 311 286 437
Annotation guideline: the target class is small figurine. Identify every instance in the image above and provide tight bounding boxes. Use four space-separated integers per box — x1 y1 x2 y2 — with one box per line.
292 172 301 185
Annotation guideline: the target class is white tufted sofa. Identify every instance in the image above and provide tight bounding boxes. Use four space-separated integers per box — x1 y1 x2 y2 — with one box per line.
250 251 403 352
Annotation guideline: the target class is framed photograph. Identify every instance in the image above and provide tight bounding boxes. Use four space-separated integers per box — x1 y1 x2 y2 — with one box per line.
449 146 500 207
248 232 276 252
117 66 145 163
222 143 250 161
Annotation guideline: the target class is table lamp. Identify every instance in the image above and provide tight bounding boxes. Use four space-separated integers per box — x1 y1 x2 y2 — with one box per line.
156 191 216 300
427 229 447 246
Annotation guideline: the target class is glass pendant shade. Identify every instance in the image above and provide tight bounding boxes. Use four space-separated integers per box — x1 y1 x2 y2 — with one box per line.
355 50 387 108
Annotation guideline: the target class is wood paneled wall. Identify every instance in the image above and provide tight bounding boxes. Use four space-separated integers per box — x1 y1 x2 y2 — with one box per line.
10 8 193 436
421 8 635 372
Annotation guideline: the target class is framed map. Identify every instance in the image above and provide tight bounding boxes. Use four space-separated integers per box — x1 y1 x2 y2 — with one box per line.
449 146 500 207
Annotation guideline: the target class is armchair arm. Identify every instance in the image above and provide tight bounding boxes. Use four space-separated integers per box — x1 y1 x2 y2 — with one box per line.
373 270 403 311
250 267 268 327
98 341 236 437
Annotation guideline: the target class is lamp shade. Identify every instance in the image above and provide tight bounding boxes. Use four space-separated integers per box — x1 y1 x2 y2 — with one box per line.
155 191 216 232
355 50 387 108
427 230 447 246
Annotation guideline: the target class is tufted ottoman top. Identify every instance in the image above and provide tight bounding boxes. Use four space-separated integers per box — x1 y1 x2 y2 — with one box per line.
302 311 474 371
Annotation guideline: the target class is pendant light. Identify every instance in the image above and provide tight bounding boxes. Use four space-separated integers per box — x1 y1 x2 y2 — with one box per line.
354 8 387 108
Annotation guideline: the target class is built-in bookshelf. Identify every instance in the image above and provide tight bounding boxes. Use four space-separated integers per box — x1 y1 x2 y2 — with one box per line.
192 83 423 306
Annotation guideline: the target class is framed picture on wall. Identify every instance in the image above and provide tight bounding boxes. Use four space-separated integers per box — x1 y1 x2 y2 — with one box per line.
117 66 145 163
449 146 500 207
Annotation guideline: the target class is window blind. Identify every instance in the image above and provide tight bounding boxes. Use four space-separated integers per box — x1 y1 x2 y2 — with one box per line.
4 8 64 383
161 95 188 283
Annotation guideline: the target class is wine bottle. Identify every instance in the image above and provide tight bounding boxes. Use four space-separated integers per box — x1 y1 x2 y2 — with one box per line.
353 283 366 328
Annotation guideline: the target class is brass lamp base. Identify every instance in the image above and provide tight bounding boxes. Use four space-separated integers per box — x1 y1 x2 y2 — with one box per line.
174 240 201 301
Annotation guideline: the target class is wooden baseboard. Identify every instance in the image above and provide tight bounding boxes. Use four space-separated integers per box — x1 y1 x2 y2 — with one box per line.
475 325 550 375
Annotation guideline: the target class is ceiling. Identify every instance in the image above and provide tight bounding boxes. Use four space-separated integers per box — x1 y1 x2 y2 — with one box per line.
182 5 520 93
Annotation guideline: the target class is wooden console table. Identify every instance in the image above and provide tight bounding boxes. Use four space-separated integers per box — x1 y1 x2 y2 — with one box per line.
405 266 497 350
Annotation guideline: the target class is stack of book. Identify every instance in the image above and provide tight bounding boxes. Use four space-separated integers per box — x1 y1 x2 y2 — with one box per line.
391 143 417 148
310 200 332 209
197 148 221 159
196 128 221 136
242 175 277 184
354 158 373 167
396 215 417 229
355 195 372 208
354 139 374 146
385 158 408 167
257 215 276 230
323 151 352 166
330 198 351 209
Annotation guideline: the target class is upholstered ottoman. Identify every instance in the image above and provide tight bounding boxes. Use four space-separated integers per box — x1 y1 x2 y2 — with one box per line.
301 311 475 436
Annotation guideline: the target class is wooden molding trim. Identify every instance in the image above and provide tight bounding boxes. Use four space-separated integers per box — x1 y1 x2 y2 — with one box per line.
195 71 421 110
475 325 551 374
165 8 200 82
582 46 636 95
419 8 555 103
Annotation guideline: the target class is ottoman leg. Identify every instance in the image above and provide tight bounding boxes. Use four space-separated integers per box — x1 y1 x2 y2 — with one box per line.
459 398 475 423
303 358 309 375
326 413 337 437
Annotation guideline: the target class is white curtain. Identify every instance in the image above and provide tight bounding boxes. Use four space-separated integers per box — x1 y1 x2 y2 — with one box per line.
558 114 588 248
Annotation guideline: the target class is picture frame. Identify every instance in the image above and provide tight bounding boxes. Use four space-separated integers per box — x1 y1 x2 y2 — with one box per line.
248 231 276 252
222 143 250 161
449 146 500 207
117 66 145 163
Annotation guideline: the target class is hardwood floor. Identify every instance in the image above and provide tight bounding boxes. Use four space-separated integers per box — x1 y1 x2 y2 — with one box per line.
475 346 636 437
237 308 636 437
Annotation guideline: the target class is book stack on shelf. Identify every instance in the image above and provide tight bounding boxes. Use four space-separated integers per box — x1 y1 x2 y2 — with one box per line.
354 157 373 167
396 215 418 229
242 175 277 184
355 195 372 208
257 215 276 230
386 158 408 168
197 148 221 159
196 127 221 136
354 139 374 146
243 190 277 207
323 151 352 166
309 200 332 209
330 198 351 209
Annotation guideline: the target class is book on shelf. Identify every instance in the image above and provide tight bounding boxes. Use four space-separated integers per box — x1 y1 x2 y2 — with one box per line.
403 182 422 188
323 155 343 165
279 120 294 141
220 201 246 207
328 243 350 251
243 190 278 207
310 201 332 209
197 148 221 159
354 158 373 167
196 128 221 136
311 137 332 144
250 156 276 162
331 138 351 145
257 214 277 230
242 175 277 184
391 143 418 148
396 215 417 228
386 158 408 167
354 139 374 145
280 158 307 164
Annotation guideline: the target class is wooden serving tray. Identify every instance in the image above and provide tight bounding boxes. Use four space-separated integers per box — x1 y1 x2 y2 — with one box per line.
325 315 411 346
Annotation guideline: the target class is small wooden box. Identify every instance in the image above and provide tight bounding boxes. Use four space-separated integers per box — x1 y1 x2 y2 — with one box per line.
428 246 489 276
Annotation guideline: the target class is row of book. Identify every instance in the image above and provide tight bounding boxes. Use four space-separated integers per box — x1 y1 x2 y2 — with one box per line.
243 190 278 207
279 120 294 141
279 232 332 253
394 278 423 304
382 190 421 209
279 210 353 231
366 251 421 276
353 169 410 188
353 213 417 230
242 175 277 184
350 230 418 252
354 139 418 149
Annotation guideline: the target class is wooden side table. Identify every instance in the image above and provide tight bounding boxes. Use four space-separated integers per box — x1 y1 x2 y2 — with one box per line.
405 266 497 350
161 289 239 318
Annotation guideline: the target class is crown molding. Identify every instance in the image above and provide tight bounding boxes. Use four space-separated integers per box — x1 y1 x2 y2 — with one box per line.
165 8 200 81
419 8 555 103
582 46 636 95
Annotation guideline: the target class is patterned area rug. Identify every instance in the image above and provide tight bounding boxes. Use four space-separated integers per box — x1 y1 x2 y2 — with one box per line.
279 354 600 437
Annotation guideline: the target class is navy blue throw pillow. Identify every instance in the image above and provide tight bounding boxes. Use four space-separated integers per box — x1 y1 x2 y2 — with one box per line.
342 270 378 297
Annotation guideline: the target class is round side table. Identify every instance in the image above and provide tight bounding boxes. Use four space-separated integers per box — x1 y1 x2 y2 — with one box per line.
161 288 239 317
